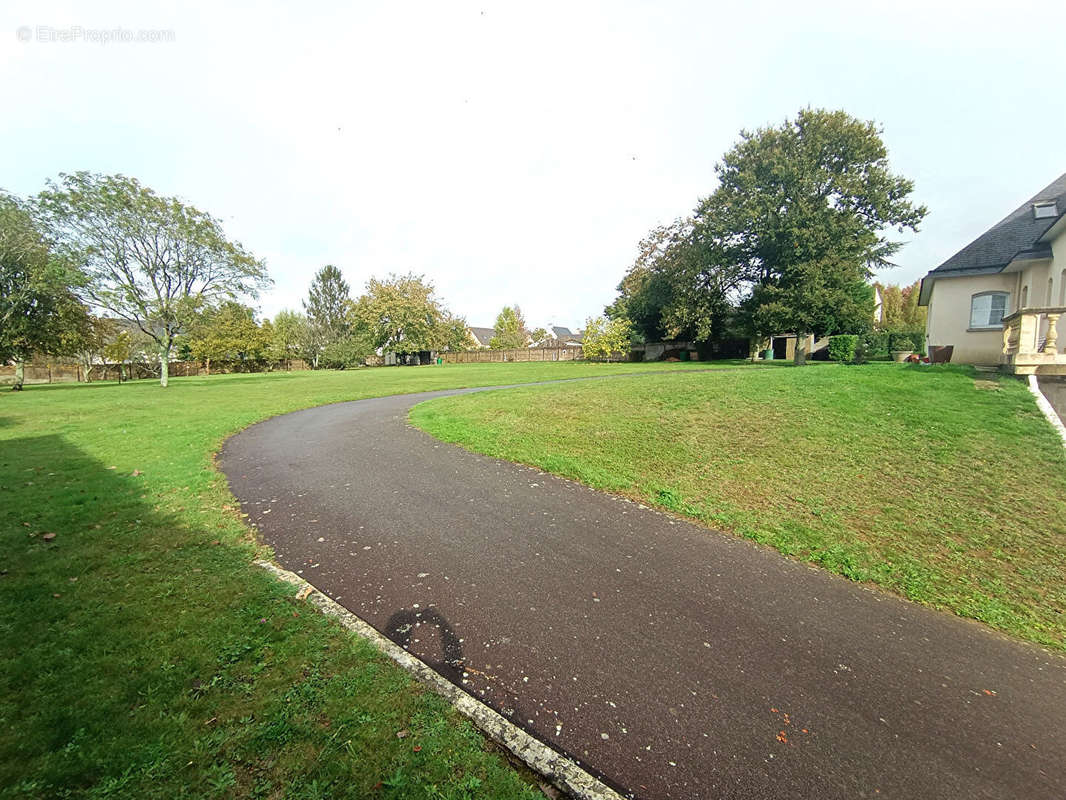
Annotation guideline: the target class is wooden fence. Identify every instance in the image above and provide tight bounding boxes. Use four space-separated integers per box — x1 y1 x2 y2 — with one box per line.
441 347 583 364
0 359 312 385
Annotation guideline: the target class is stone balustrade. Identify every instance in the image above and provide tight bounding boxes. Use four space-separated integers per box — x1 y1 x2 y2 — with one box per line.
1002 307 1066 375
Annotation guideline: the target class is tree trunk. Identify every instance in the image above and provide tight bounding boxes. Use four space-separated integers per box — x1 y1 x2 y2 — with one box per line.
160 344 171 387
82 357 92 383
13 359 25 391
205 357 211 376
794 332 809 366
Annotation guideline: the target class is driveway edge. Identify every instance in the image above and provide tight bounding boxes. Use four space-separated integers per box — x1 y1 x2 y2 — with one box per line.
255 559 627 800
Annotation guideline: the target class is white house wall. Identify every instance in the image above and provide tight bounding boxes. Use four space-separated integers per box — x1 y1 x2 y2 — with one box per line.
925 273 1018 364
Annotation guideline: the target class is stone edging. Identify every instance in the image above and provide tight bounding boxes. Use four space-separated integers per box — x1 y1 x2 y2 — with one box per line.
255 560 627 800
1027 375 1066 449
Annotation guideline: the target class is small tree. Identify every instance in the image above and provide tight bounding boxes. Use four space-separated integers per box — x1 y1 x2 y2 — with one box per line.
269 309 313 363
303 265 351 366
187 301 269 373
489 305 528 349
37 172 270 387
102 329 134 381
350 272 466 354
59 315 116 382
582 316 631 362
0 192 87 390
528 327 552 347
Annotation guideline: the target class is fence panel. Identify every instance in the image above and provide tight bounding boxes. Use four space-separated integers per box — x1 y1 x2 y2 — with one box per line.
440 347 582 364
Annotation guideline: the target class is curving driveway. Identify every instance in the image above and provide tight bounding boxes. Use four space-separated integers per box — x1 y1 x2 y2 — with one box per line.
220 383 1066 800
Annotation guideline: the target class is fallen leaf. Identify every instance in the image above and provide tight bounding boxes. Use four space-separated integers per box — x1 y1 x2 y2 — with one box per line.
412 745 422 752
131 470 143 477
396 730 408 739
42 533 56 542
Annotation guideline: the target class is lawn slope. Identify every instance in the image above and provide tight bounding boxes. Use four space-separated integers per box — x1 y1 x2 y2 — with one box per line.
0 362 708 800
412 365 1066 650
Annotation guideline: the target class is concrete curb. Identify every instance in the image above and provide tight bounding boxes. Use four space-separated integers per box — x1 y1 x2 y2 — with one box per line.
255 560 627 800
1027 375 1066 449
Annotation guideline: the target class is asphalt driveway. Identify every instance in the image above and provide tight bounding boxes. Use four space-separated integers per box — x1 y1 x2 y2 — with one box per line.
220 384 1066 799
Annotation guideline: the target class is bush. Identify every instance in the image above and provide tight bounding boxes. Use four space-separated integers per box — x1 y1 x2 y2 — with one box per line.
888 331 925 355
862 331 891 359
319 335 373 369
827 334 859 363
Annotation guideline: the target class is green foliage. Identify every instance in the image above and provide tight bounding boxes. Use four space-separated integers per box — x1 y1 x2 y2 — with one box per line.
889 331 921 353
582 316 631 361
827 334 858 363
269 309 314 363
319 333 374 369
875 280 927 332
710 109 925 355
861 331 891 359
608 218 740 343
188 301 270 365
489 305 528 349
528 327 551 347
350 272 467 353
303 265 351 363
0 192 88 384
610 110 925 364
35 172 270 386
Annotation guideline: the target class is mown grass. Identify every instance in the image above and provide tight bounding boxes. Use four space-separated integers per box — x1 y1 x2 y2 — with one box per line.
0 361 717 800
412 364 1066 650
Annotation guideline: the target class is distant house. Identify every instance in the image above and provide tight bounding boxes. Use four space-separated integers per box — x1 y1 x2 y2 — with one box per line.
550 326 583 346
466 326 495 349
919 173 1066 372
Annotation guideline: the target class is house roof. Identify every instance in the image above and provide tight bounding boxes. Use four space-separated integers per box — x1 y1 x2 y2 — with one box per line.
552 326 574 338
930 173 1066 275
467 326 495 345
919 172 1066 305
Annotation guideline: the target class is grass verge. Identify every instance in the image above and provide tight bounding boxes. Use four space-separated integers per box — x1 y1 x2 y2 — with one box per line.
411 364 1066 651
0 361 714 799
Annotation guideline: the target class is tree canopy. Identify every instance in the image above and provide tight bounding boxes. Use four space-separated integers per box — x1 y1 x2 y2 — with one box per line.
609 109 926 363
350 272 467 353
0 192 88 389
303 265 351 365
489 305 528 349
36 172 270 385
187 301 270 369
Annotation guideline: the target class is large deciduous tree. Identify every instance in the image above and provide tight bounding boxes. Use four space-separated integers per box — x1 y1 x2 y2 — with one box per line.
609 109 925 364
705 109 926 363
489 305 528 349
36 172 269 386
0 192 88 390
350 272 467 354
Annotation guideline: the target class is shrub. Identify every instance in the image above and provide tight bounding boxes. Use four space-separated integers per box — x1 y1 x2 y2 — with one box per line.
319 335 373 369
862 331 891 359
827 334 859 363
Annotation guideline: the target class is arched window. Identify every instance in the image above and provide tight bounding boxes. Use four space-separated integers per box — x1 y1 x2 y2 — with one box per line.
1049 278 1055 306
970 291 1009 329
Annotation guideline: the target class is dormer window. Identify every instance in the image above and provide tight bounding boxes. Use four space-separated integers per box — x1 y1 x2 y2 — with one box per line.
1033 201 1058 219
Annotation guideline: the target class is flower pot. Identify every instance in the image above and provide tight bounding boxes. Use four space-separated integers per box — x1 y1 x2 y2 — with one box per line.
891 350 913 363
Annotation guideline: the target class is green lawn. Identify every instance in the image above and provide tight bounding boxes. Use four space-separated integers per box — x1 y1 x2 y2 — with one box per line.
411 364 1066 651
0 361 717 800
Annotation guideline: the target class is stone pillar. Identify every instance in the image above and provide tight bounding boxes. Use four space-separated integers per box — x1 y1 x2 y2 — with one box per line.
1044 314 1060 354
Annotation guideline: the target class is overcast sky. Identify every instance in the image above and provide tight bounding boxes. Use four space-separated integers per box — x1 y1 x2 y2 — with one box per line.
3 0 1065 328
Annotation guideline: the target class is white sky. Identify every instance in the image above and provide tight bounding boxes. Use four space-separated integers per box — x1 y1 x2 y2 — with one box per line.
2 0 1065 329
